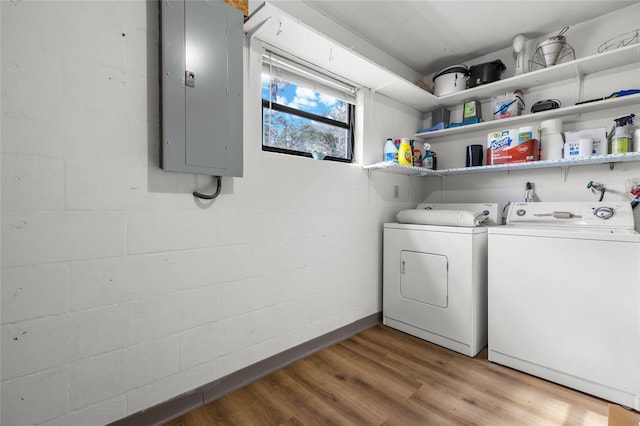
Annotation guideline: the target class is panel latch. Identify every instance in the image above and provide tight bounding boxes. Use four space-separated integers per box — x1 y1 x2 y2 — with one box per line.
185 70 195 88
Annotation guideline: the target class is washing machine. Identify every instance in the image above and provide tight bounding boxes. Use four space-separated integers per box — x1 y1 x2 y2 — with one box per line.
488 201 640 410
383 202 499 357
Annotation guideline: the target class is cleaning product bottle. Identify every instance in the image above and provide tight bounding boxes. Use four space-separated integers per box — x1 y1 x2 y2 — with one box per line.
383 137 398 162
398 138 413 166
611 114 635 154
422 143 433 169
413 146 423 167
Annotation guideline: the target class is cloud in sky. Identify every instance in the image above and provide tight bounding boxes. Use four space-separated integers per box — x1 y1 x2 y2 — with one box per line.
263 75 341 114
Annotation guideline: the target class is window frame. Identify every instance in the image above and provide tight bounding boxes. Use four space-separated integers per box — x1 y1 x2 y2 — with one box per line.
261 51 356 163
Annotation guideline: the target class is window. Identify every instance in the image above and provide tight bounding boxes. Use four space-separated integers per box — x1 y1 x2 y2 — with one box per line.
261 51 356 162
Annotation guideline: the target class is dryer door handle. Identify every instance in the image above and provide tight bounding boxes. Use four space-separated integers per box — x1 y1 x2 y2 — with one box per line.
401 260 405 274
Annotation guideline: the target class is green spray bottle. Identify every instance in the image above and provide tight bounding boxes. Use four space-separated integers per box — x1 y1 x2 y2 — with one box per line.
611 114 635 154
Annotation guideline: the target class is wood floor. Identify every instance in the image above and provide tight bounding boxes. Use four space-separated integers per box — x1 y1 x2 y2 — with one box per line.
164 324 610 426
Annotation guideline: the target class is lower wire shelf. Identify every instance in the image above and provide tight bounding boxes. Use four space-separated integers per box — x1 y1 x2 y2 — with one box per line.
364 152 640 176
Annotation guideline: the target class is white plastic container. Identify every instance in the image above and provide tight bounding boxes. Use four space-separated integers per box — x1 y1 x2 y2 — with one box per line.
634 129 640 152
564 138 593 159
384 137 398 162
591 138 608 156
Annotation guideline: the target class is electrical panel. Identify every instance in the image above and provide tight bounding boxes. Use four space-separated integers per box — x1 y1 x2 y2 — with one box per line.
161 0 243 177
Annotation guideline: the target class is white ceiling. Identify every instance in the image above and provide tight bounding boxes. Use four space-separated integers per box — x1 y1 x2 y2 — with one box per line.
251 1 638 76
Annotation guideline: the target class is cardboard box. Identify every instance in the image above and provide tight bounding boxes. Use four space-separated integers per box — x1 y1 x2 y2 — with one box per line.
564 127 608 156
608 404 640 426
487 129 540 165
223 0 248 15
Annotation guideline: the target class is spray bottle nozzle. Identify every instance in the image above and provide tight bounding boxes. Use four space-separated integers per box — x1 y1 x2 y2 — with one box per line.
614 113 636 126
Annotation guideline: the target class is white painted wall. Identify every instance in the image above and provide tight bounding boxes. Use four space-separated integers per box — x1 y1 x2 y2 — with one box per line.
1 1 423 424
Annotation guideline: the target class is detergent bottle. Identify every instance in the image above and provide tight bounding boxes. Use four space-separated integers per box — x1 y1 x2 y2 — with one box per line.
398 138 413 166
383 137 398 162
611 114 635 154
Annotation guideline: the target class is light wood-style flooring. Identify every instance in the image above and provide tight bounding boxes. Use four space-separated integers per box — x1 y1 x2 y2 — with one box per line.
165 324 609 425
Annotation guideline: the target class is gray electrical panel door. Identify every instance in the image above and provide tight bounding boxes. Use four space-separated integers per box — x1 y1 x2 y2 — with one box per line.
161 0 243 177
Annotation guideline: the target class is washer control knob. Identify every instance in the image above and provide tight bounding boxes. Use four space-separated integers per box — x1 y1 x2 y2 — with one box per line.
516 209 526 216
594 206 614 219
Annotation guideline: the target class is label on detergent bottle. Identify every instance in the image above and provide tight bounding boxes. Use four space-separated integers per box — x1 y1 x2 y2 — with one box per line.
423 154 433 169
611 137 629 154
403 148 412 164
398 138 413 166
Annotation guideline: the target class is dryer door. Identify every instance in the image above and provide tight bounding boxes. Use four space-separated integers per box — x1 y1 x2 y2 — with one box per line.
400 250 448 308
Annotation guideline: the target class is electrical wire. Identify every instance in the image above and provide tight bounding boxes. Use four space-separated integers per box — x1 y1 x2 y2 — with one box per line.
193 176 222 200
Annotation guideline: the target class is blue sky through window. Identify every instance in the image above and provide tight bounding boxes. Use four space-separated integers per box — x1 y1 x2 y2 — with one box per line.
261 73 348 123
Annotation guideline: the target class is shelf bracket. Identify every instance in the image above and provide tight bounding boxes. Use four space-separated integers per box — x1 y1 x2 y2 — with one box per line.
561 165 570 182
609 162 616 170
245 16 272 41
245 16 272 84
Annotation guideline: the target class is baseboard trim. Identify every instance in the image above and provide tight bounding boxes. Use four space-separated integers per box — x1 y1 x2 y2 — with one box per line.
108 312 381 426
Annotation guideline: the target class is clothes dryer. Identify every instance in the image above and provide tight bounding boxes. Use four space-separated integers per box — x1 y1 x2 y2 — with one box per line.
383 203 499 357
488 201 640 410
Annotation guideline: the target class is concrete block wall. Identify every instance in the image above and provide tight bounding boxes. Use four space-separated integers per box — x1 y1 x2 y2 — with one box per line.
1 1 423 425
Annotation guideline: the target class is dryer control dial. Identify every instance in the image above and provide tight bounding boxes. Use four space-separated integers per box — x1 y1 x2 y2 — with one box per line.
593 206 615 219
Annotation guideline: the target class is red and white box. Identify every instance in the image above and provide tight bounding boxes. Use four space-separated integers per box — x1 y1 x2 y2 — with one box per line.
487 129 539 165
